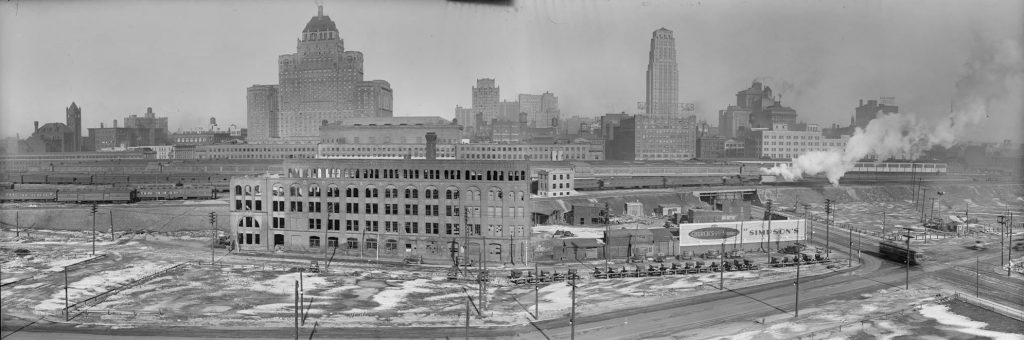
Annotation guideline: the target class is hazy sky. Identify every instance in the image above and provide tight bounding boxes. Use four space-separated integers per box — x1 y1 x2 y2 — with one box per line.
1 0 1021 143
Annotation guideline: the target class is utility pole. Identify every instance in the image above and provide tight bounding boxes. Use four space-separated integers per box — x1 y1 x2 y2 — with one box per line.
720 239 726 290
15 211 19 237
904 228 912 290
64 266 69 322
976 253 980 298
794 259 800 317
90 203 98 256
882 209 887 240
998 215 1006 268
1007 213 1013 277
109 210 115 241
568 269 578 340
294 281 299 340
534 261 539 319
848 222 853 267
465 296 470 340
209 212 217 265
766 200 773 259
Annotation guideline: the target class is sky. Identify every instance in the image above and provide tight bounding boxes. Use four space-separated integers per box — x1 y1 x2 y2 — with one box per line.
1 0 1022 143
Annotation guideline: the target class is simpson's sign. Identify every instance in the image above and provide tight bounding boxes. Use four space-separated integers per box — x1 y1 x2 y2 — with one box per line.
678 220 806 247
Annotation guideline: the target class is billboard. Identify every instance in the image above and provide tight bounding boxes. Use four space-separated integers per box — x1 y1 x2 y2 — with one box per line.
678 219 806 247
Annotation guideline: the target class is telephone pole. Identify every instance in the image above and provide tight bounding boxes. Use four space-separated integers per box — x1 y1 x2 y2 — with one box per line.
765 200 773 259
534 261 540 319
64 266 70 321
90 204 98 256
568 269 578 340
794 259 800 317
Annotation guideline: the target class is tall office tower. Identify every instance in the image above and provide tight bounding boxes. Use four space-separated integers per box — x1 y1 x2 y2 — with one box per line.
65 102 82 151
247 85 280 141
263 5 392 142
472 78 500 123
645 28 679 116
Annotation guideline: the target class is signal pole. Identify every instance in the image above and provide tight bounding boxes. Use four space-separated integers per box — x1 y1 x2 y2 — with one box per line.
766 200 773 259
209 212 217 265
90 203 98 256
903 228 912 290
534 261 539 319
824 199 832 258
64 266 69 321
720 239 725 290
976 253 980 298
998 215 1006 268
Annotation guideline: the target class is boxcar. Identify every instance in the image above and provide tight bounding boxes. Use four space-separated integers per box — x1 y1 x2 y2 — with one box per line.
56 188 136 203
47 173 92 185
0 189 58 202
21 174 49 184
128 174 168 184
136 185 216 200
93 174 131 186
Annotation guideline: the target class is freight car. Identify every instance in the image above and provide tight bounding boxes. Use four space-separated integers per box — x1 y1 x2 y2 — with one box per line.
878 240 926 266
0 189 58 202
56 188 136 203
46 173 92 185
135 185 217 200
92 174 131 186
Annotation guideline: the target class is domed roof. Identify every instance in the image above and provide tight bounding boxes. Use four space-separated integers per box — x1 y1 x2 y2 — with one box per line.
303 6 338 33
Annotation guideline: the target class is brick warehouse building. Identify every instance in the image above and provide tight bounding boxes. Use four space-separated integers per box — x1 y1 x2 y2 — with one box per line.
229 159 531 265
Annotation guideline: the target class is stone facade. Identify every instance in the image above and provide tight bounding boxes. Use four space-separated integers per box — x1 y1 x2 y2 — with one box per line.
123 107 169 146
229 159 532 265
537 168 574 197
246 85 279 141
65 102 82 152
318 117 461 145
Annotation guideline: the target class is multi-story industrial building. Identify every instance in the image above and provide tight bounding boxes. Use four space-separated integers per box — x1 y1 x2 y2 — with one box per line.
318 117 462 145
246 6 393 143
518 92 560 128
607 114 697 160
749 125 849 159
229 159 532 265
854 97 898 129
456 143 603 161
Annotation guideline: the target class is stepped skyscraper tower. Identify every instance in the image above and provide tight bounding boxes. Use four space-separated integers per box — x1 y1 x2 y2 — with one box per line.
645 28 679 116
247 6 393 143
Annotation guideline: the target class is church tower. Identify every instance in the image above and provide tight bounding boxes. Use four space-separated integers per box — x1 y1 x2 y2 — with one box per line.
66 102 82 152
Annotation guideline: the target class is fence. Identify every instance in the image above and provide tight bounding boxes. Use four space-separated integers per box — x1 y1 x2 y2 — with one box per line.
61 262 189 319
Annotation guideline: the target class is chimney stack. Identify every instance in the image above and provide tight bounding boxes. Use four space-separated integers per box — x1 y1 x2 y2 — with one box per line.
34 121 39 132
425 132 437 160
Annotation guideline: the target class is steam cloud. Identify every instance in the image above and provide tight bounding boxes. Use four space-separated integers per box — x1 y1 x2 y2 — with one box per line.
762 37 1024 186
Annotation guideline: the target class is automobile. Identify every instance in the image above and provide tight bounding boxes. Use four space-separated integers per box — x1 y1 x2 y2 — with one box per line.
968 241 988 250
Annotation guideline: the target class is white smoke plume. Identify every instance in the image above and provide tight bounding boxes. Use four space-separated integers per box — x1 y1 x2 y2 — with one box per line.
762 37 1024 186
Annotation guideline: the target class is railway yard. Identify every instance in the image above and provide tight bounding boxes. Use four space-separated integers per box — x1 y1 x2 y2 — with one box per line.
0 180 1021 339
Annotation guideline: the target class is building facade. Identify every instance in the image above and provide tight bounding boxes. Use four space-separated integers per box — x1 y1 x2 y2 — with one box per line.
750 128 849 159
318 117 461 145
718 106 751 139
229 159 532 265
646 28 679 116
456 143 603 161
854 98 898 129
634 114 697 160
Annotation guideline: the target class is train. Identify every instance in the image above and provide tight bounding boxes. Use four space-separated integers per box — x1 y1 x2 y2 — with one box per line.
0 185 217 204
878 240 926 265
574 174 759 191
0 172 231 192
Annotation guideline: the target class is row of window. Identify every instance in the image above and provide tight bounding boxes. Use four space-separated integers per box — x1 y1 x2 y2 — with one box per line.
288 167 528 182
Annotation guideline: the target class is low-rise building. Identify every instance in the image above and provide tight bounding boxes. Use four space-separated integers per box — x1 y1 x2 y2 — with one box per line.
536 168 574 197
625 201 644 217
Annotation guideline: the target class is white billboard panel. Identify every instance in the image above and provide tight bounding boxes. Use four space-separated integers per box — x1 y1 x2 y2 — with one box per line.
678 219 806 247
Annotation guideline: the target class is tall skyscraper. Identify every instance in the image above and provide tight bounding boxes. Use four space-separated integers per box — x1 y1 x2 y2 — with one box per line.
247 85 279 141
246 6 393 143
65 102 81 152
645 28 679 116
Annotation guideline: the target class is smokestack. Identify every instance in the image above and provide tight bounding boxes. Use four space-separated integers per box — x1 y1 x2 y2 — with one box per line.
425 132 437 160
34 121 39 132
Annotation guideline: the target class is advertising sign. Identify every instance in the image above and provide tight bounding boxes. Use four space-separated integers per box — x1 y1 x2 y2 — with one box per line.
678 220 806 247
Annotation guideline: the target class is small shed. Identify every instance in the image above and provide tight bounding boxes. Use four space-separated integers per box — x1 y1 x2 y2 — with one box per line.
625 201 644 217
656 203 683 217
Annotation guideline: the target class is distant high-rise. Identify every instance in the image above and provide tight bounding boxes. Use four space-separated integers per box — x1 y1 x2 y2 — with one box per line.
65 102 82 151
246 5 393 143
854 98 898 129
645 28 679 116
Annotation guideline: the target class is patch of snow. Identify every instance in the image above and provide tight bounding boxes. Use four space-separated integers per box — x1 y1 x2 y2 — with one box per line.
917 303 1023 340
532 225 607 239
36 262 171 313
365 278 433 311
249 273 330 295
45 256 101 272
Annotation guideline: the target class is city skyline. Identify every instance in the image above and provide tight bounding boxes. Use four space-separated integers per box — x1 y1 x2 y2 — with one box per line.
1 0 1021 143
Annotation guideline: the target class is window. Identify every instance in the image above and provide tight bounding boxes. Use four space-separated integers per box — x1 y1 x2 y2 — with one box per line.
385 204 398 215
346 220 359 231
404 204 419 215
385 239 398 251
404 222 419 234
365 187 378 198
364 220 378 232
365 238 377 250
346 187 359 198
346 203 359 214
346 238 359 249
290 201 303 212
308 185 321 197
309 236 321 248
272 217 285 229
364 203 378 214
290 185 302 197
327 237 339 248
385 221 399 233
308 218 322 230
405 188 418 199
308 202 321 213
328 219 340 231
